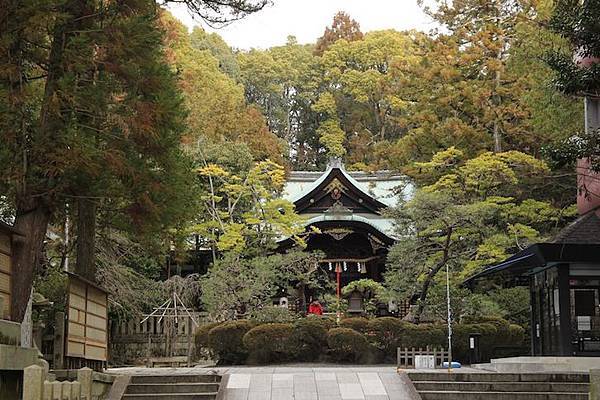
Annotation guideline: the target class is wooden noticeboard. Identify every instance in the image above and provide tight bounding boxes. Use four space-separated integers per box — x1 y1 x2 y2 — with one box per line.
66 274 108 362
0 231 13 320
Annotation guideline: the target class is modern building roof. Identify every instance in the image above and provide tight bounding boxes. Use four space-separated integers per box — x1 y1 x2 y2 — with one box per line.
464 208 600 286
551 208 600 244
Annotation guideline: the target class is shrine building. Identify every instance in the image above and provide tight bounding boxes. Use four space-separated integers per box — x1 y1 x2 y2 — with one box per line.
278 159 411 289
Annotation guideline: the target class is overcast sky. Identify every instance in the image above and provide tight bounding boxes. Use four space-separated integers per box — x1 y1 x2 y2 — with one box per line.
167 0 436 50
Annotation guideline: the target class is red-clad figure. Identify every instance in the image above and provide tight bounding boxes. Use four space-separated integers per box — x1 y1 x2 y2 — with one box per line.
307 299 323 316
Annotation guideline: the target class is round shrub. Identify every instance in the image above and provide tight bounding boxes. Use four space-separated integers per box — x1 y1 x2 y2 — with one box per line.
368 317 409 357
339 317 370 334
289 316 330 361
207 320 253 365
249 306 297 324
399 323 446 350
327 327 369 363
194 321 221 359
243 323 294 364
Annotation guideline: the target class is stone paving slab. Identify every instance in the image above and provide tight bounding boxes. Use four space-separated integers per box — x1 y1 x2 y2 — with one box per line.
213 366 417 400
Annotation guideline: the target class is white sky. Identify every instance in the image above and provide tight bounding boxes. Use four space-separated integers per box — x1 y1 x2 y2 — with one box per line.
167 0 436 50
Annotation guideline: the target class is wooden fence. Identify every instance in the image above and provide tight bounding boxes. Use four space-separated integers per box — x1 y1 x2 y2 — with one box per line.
110 312 206 366
397 347 449 369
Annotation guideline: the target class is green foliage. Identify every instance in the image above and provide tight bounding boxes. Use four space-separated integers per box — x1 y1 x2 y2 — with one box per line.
289 316 332 362
194 322 222 359
342 279 387 316
326 328 370 363
200 316 526 365
399 324 447 350
342 279 386 298
386 149 571 322
192 155 305 255
201 251 325 319
207 320 253 365
243 323 294 364
33 263 67 314
547 0 600 96
339 317 371 334
249 306 298 324
367 317 409 357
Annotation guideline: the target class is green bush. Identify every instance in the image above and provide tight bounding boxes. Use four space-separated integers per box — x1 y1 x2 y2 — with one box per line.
243 323 294 364
327 328 369 363
339 317 370 334
194 321 221 359
399 323 446 350
289 316 330 361
207 320 253 365
368 317 409 358
249 306 298 324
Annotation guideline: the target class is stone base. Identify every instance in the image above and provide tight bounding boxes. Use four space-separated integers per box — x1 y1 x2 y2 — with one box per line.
474 356 600 373
0 343 42 370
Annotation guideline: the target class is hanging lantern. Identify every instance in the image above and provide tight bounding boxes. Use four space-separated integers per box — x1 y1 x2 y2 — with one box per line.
360 262 367 274
328 262 333 271
357 262 361 273
343 261 347 272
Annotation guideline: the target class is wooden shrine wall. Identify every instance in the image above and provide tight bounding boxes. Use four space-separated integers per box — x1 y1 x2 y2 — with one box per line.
66 276 108 362
0 231 12 320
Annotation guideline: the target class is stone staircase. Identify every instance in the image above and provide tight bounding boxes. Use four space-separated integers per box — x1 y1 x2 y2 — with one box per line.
407 371 590 400
120 374 222 400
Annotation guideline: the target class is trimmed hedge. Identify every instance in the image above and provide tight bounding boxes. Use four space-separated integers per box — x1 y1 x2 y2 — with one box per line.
289 316 330 362
244 323 294 364
368 317 409 357
207 320 253 365
203 316 525 365
339 317 370 334
327 328 369 363
194 321 222 359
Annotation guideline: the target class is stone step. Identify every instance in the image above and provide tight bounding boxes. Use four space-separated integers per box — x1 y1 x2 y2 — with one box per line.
413 381 589 393
419 391 588 400
407 372 590 383
121 394 218 400
125 383 221 394
129 375 221 384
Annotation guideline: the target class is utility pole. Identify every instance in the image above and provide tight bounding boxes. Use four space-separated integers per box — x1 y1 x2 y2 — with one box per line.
446 263 453 372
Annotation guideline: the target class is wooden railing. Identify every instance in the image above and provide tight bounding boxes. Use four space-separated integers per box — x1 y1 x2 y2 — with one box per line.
397 347 449 369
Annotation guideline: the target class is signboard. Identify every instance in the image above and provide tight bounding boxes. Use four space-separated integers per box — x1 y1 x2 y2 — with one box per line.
415 355 435 369
0 232 12 320
66 274 108 361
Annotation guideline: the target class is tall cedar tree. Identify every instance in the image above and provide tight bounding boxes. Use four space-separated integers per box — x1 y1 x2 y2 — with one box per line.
314 12 363 56
0 0 266 322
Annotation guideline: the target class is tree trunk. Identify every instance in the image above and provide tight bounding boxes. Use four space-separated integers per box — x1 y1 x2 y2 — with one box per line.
10 0 93 322
11 200 51 322
75 198 96 281
413 228 452 324
413 262 446 324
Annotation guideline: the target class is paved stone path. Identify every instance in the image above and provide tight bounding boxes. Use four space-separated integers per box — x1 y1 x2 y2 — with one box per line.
218 366 415 400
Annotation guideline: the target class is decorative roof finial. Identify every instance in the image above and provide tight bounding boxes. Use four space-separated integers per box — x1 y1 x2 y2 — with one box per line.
328 157 344 170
